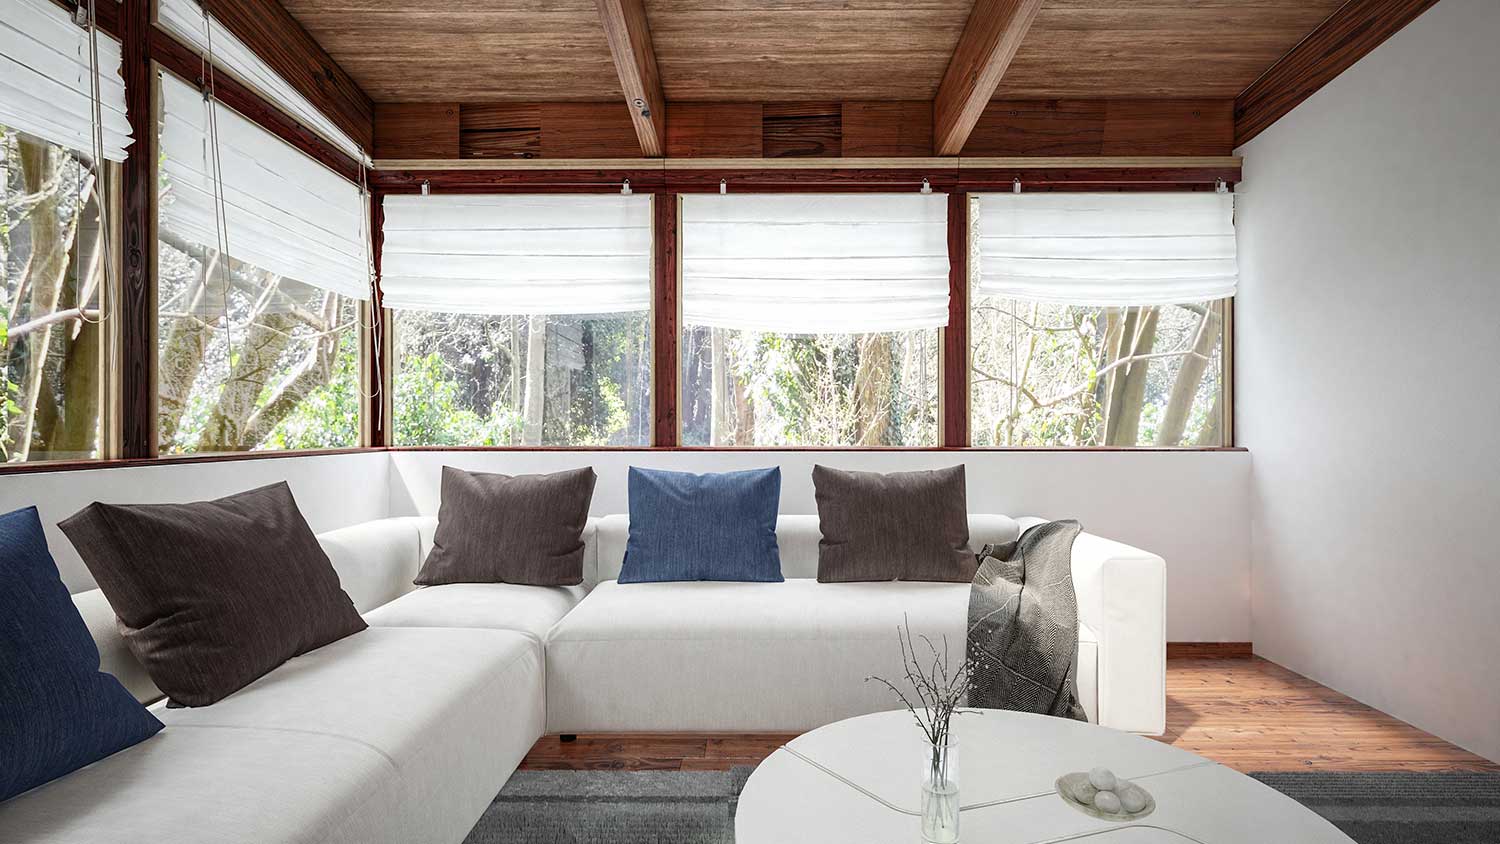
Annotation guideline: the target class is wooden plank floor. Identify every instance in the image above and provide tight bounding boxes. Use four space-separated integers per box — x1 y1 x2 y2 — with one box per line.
521 656 1499 773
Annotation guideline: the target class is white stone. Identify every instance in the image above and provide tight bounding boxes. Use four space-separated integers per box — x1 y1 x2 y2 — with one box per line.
1093 790 1122 814
1070 780 1097 803
1088 767 1117 791
1119 785 1149 813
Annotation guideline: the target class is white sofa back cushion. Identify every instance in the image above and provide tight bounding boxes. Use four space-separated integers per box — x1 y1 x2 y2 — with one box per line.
594 513 1020 581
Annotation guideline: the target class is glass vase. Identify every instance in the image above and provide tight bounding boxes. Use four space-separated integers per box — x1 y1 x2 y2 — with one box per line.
920 739 960 844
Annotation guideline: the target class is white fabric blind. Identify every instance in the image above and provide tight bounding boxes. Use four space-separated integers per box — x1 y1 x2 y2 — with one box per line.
682 194 949 334
380 194 652 316
974 192 1237 306
158 0 364 162
0 0 131 160
159 74 370 300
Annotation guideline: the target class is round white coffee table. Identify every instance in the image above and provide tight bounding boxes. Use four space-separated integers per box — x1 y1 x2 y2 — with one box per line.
737 710 1354 843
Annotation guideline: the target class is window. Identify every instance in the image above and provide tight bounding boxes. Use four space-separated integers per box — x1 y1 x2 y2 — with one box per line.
1 0 131 463
679 193 947 447
156 73 368 454
382 194 652 447
969 192 1234 447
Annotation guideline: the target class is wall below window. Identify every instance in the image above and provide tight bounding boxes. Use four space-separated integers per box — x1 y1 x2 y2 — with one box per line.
389 449 1251 642
0 447 1250 642
1236 0 1500 762
0 452 390 594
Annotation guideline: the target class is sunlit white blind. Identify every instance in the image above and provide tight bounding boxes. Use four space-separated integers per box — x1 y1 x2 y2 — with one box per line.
158 74 370 300
0 0 131 160
380 194 652 316
682 194 949 334
157 0 364 162
973 192 1237 306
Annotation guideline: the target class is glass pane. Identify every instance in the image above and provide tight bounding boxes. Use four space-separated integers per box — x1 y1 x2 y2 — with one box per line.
970 296 1226 447
1 127 107 463
680 327 940 447
154 238 361 453
391 310 652 447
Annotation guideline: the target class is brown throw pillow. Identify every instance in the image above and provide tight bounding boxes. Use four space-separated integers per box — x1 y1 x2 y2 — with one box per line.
813 464 974 583
414 465 597 587
59 482 365 707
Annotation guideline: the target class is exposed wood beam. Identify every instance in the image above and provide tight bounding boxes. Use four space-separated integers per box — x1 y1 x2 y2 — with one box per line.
595 0 667 157
933 0 1045 156
1235 0 1441 147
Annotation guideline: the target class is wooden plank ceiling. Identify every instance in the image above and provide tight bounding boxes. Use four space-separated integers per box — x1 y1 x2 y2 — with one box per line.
281 0 1346 104
276 0 1422 160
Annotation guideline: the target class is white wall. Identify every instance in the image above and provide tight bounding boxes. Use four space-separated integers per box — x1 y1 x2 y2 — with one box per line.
390 449 1252 642
0 451 389 594
1236 0 1500 762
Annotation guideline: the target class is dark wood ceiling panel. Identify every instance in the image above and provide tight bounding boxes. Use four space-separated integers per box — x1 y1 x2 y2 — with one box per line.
644 1 973 101
277 1 622 102
993 0 1349 99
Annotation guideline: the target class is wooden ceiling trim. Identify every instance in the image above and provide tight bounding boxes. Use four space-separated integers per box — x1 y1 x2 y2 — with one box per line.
963 100 1234 157
373 103 458 159
666 104 763 158
842 102 935 158
539 103 643 159
763 103 842 158
1234 0 1441 146
933 0 1046 156
201 0 374 152
371 156 1241 172
460 105 543 160
595 0 667 156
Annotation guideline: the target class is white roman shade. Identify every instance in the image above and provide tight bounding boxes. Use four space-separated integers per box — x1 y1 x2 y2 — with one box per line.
158 74 370 300
682 194 949 334
974 192 1237 306
380 194 652 316
157 0 364 161
0 0 131 160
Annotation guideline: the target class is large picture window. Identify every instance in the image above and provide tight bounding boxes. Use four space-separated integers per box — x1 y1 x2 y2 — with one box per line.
679 193 947 447
969 192 1234 447
382 194 652 447
1 0 131 463
156 73 368 454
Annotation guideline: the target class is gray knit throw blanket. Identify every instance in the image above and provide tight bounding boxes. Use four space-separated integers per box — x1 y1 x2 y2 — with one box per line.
966 519 1088 721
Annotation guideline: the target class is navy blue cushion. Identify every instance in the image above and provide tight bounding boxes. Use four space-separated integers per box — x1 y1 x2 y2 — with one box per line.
0 506 163 803
619 467 783 583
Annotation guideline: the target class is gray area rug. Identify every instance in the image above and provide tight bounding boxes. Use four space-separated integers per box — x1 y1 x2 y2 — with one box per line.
464 768 1500 843
1250 772 1500 844
463 768 751 844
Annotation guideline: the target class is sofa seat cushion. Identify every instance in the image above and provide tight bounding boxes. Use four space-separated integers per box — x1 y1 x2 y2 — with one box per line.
363 583 587 642
546 579 1096 733
0 627 546 844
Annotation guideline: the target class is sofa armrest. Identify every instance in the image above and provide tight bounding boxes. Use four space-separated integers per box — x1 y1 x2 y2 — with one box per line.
1017 517 1166 736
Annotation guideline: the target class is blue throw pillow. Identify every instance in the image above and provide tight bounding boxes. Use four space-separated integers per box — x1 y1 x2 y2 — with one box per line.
619 467 783 583
0 506 163 802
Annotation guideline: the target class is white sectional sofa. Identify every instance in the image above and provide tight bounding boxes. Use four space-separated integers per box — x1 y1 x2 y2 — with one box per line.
0 513 1164 844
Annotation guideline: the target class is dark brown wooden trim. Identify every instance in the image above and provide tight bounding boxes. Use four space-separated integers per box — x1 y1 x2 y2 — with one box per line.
1168 642 1254 659
595 0 666 157
200 0 374 153
959 166 1240 191
933 0 1046 155
369 168 667 194
119 0 155 459
151 29 363 185
0 448 384 477
943 192 969 447
1234 0 1441 147
366 192 387 447
652 193 680 446
666 168 957 193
